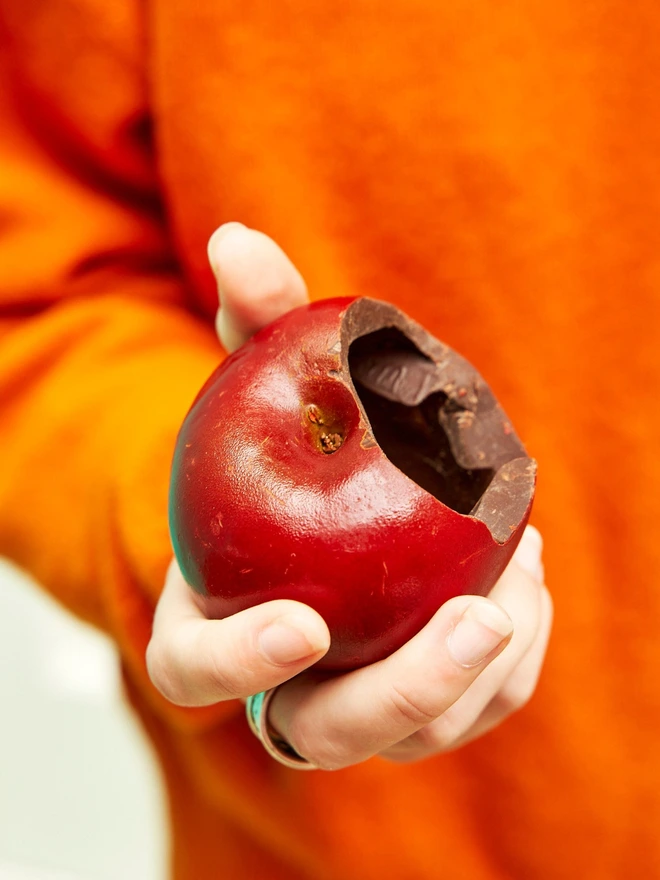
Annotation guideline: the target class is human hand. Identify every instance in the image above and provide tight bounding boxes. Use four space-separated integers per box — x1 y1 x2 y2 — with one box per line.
147 223 552 768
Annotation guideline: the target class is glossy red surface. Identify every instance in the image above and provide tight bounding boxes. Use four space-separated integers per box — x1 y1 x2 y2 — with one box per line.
169 298 535 669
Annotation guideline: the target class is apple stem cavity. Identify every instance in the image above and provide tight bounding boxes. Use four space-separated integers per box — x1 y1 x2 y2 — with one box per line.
307 403 344 454
320 432 343 453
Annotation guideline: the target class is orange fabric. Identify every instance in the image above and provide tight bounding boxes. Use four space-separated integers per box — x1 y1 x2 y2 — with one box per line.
1 1 659 878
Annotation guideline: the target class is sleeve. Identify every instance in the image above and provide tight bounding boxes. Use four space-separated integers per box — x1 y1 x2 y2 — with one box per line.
0 1 231 729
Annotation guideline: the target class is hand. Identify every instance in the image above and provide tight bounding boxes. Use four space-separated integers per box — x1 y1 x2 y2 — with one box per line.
146 223 553 769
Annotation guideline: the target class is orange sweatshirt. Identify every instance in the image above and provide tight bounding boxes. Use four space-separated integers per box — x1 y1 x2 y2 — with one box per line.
1 1 659 878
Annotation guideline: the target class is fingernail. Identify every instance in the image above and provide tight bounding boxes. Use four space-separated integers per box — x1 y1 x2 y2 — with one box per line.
447 601 513 668
513 525 544 581
258 615 329 666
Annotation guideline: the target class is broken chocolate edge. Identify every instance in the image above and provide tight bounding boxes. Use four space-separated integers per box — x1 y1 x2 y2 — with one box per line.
337 297 537 544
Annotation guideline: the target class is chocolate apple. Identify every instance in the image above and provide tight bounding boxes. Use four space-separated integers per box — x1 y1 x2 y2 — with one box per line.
169 297 536 670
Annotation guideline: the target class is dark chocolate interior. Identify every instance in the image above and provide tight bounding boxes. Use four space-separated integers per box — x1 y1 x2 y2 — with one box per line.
348 328 495 514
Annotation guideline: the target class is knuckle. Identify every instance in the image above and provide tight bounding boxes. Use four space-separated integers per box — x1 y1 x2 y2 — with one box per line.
404 711 463 754
387 684 438 727
146 626 238 708
145 638 190 706
287 718 351 771
493 676 537 715
382 715 464 764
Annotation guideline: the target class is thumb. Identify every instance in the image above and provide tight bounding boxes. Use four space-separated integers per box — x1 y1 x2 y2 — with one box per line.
207 223 309 353
147 560 331 707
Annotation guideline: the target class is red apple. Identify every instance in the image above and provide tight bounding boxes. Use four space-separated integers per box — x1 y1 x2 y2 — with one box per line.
169 297 536 670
